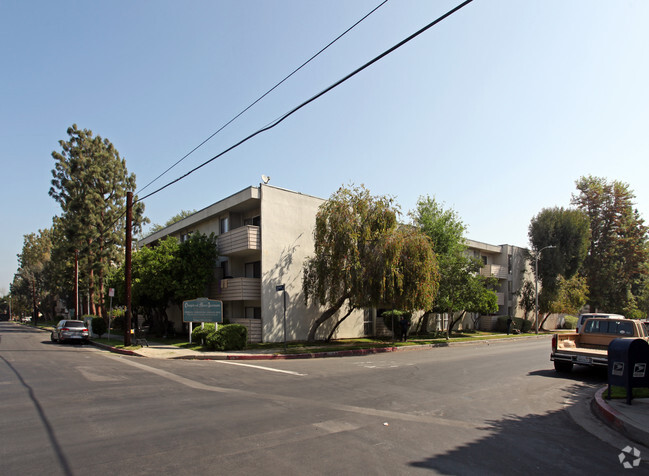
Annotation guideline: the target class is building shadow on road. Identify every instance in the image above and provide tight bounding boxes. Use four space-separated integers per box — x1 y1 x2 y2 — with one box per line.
407 382 625 475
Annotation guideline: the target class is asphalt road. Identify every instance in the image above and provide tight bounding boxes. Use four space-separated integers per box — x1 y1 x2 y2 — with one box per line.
0 322 642 475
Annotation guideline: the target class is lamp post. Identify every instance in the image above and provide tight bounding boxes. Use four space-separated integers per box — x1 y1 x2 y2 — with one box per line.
535 245 556 334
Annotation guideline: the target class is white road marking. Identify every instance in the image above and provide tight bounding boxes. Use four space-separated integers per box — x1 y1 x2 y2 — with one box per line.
213 360 306 376
76 366 124 382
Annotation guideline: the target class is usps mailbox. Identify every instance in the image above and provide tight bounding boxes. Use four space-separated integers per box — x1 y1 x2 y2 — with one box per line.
607 338 649 404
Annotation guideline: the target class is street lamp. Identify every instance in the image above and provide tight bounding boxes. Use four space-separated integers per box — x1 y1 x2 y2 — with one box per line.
535 245 556 334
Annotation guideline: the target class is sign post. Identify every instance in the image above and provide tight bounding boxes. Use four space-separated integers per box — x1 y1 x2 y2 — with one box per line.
276 285 287 351
183 298 223 344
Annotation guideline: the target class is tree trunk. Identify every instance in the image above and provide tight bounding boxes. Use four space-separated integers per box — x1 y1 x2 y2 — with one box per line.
307 295 348 342
88 268 96 315
326 305 355 342
447 311 466 339
418 311 432 334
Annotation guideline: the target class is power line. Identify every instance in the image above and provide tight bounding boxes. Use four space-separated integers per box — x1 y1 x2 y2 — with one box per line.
137 0 389 195
137 0 474 203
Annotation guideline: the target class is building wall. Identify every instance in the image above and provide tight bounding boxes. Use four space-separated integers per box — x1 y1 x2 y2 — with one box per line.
139 185 535 341
465 239 532 320
259 185 366 342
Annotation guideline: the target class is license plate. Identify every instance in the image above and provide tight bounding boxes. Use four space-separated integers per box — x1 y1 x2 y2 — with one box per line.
576 355 591 364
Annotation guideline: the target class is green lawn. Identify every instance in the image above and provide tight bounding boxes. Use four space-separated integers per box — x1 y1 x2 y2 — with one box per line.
605 386 649 400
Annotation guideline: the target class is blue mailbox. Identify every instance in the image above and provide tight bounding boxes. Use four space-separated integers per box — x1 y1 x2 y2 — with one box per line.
608 338 649 404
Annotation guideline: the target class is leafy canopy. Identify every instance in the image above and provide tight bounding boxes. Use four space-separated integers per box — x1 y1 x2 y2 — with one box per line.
303 185 439 341
571 176 649 313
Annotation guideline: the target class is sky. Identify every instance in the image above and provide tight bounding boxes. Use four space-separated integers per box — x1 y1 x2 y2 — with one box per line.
2 0 649 294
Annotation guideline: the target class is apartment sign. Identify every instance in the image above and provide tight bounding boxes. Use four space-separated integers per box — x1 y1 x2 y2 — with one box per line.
183 298 223 323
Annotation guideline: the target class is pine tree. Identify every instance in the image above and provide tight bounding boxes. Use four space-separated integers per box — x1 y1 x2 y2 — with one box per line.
571 176 649 313
49 124 147 316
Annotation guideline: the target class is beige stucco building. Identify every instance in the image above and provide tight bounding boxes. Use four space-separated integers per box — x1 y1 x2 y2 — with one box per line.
139 184 366 343
140 184 532 341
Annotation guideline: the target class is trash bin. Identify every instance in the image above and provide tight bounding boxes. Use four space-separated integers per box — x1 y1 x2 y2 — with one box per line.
608 338 649 404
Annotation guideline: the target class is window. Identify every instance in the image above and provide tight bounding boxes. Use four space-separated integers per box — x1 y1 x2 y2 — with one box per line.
244 216 261 227
220 217 229 234
584 320 634 335
245 307 261 319
245 261 261 278
221 261 230 279
482 256 488 266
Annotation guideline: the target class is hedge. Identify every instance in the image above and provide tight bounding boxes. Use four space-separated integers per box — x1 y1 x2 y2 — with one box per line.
191 323 216 343
205 324 248 351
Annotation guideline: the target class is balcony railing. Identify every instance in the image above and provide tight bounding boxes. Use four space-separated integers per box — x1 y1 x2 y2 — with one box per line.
217 225 260 256
480 264 508 280
214 277 261 301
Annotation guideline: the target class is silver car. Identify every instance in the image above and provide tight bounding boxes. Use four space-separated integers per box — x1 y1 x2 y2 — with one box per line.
51 319 90 344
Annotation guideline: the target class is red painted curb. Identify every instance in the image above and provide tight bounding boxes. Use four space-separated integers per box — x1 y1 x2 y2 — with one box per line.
592 386 623 428
225 346 399 360
90 341 140 357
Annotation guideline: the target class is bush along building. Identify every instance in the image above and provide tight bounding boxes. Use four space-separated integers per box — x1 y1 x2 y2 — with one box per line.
139 184 532 342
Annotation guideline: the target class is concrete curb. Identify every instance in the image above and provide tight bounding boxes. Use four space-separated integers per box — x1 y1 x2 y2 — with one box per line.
592 386 649 448
89 340 141 357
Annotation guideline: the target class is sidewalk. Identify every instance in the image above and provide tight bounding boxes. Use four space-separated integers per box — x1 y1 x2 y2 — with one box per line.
90 338 433 360
592 387 649 448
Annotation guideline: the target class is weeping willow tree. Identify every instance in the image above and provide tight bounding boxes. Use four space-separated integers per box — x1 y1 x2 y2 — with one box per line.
303 185 439 341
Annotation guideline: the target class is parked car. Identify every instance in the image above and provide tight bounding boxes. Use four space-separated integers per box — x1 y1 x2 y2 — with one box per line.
51 319 90 344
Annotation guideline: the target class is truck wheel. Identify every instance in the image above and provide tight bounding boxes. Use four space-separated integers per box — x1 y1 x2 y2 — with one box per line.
554 360 573 373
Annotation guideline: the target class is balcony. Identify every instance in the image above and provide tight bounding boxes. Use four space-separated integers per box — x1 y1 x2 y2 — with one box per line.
217 226 260 257
480 264 508 280
215 277 261 301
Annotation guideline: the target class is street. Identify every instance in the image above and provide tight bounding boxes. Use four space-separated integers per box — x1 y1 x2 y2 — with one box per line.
0 322 642 475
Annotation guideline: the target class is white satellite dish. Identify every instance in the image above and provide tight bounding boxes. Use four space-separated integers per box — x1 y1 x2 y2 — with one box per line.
261 175 270 184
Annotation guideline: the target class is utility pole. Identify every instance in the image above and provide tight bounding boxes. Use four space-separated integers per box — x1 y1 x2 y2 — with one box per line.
74 249 79 319
125 191 133 346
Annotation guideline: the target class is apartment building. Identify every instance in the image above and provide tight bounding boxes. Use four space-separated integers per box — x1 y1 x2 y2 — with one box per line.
139 184 366 343
140 184 532 341
465 239 532 329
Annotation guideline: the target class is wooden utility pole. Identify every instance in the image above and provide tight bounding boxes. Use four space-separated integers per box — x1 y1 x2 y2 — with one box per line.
124 191 133 346
74 249 79 319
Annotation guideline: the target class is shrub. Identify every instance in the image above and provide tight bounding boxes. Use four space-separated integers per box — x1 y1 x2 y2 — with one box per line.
111 309 126 332
381 310 411 332
205 324 248 351
192 323 216 343
514 317 533 333
563 315 578 329
495 316 532 333
91 316 108 337
495 316 510 332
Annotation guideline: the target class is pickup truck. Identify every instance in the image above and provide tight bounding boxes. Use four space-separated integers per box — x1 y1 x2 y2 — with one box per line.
551 317 648 372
